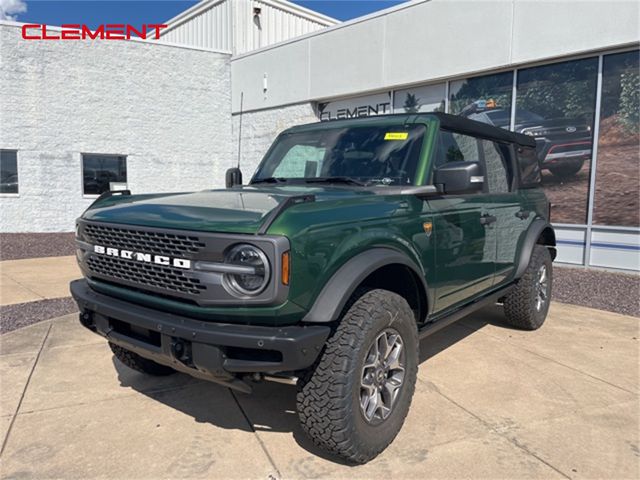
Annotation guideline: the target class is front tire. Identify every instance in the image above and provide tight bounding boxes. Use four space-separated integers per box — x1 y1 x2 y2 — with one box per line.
548 160 584 178
296 289 418 464
109 343 176 376
503 245 553 330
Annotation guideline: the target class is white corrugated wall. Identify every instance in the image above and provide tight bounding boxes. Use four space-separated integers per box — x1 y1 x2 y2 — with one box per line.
236 0 329 53
161 0 233 52
159 0 335 54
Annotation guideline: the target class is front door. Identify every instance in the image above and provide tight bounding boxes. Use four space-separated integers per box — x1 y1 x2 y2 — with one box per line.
428 130 497 314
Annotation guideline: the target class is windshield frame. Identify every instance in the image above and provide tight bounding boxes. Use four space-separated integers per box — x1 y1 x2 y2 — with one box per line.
250 122 430 187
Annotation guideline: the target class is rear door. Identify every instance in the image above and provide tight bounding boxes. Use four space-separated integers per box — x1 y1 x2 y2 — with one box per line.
428 130 497 313
478 139 525 287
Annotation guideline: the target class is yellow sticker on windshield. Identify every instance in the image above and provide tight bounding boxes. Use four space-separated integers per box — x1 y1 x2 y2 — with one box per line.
384 132 409 140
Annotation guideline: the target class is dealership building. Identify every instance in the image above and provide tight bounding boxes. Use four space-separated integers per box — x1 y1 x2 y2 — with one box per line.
1 0 639 271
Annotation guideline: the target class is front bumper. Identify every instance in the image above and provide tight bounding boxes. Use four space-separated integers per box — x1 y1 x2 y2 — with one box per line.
70 279 330 391
536 137 592 166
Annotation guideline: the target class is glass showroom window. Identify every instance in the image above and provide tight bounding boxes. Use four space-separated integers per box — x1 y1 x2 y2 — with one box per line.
82 154 127 195
516 57 598 224
0 150 19 194
393 83 446 114
592 50 640 227
449 71 514 127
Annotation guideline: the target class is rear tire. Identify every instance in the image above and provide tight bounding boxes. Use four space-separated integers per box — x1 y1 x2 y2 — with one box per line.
503 245 552 330
109 342 176 376
296 289 418 464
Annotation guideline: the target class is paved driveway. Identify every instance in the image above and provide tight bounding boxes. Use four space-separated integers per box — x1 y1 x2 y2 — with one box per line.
1 302 638 479
0 256 80 306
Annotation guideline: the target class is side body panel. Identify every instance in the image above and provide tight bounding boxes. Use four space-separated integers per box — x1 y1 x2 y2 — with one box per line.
426 195 496 313
484 193 524 287
269 190 437 318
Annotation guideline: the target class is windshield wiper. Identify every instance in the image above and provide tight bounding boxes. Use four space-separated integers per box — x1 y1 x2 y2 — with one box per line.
304 176 367 186
251 177 288 184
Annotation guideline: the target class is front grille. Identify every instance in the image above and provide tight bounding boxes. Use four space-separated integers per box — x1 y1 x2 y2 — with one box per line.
83 223 205 257
87 255 206 295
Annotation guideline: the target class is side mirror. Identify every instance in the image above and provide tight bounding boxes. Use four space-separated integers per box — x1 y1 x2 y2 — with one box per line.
433 161 483 194
225 168 243 188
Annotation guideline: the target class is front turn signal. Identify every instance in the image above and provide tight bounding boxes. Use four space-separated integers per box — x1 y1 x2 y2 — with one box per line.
281 251 290 285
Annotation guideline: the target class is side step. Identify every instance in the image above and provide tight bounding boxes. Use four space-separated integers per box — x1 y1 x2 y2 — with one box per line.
418 285 513 339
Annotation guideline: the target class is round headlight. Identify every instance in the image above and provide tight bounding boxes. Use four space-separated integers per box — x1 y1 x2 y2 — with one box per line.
223 244 270 296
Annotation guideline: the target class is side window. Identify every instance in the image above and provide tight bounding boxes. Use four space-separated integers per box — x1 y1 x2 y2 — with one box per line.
480 140 511 193
435 130 480 168
272 145 325 178
0 150 19 194
516 146 541 187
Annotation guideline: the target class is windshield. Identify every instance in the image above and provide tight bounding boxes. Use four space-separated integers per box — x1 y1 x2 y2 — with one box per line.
252 124 426 186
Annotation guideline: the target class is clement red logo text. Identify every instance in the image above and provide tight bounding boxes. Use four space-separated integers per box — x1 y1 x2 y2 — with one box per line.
22 24 168 40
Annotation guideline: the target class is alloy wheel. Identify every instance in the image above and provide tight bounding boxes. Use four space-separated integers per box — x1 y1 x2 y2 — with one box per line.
536 264 549 311
360 329 406 423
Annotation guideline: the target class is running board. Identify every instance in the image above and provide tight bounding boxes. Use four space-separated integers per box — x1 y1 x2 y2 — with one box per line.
418 285 513 339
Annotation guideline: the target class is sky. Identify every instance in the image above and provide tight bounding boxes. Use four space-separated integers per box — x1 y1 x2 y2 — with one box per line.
0 0 408 27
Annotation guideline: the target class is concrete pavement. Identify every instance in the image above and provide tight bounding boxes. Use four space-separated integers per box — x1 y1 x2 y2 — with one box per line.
0 302 638 479
0 256 81 306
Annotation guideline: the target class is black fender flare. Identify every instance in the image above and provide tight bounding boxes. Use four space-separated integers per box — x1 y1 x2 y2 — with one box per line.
514 219 556 279
302 248 431 323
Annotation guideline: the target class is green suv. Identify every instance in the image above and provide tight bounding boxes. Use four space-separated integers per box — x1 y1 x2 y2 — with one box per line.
71 113 556 463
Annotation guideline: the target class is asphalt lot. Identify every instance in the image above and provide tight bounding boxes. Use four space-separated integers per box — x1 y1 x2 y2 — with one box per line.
1 302 638 479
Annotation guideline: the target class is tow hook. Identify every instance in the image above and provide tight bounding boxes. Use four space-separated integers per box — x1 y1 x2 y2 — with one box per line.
171 339 194 367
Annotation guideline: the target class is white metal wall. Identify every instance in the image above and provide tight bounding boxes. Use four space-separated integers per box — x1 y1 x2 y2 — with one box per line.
233 0 333 54
160 0 337 55
231 0 640 112
161 0 233 52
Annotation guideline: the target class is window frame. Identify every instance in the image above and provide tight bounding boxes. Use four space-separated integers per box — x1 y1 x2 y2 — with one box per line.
431 128 518 194
0 149 19 197
478 138 516 194
81 153 128 198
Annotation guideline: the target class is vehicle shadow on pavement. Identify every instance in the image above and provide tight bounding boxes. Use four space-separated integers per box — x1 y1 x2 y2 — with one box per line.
112 357 354 463
113 305 513 465
419 305 514 363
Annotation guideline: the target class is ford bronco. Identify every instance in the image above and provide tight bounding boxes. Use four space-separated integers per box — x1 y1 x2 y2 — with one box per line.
71 113 556 463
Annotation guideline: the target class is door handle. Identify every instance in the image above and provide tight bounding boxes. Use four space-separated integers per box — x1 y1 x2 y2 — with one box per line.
480 214 497 225
516 210 530 220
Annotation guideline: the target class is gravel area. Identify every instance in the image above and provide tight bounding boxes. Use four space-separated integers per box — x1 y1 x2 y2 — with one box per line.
0 232 76 261
0 298 78 334
553 265 640 317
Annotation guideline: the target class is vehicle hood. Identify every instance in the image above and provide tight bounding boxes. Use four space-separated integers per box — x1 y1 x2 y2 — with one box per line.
81 186 380 234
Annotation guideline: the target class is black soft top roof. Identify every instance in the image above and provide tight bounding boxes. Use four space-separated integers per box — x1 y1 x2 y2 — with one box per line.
285 112 536 148
434 112 536 148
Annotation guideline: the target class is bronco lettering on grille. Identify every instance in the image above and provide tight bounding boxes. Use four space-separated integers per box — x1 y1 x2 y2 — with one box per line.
93 245 191 269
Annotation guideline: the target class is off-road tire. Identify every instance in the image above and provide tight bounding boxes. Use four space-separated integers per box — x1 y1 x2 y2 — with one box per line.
296 289 418 464
548 161 584 178
503 245 552 330
109 342 176 376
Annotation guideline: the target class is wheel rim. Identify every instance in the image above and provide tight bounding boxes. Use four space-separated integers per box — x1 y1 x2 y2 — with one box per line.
360 329 405 423
536 265 549 312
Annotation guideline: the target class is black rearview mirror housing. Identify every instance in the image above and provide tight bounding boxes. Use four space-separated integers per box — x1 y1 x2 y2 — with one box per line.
433 161 483 194
225 168 243 188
